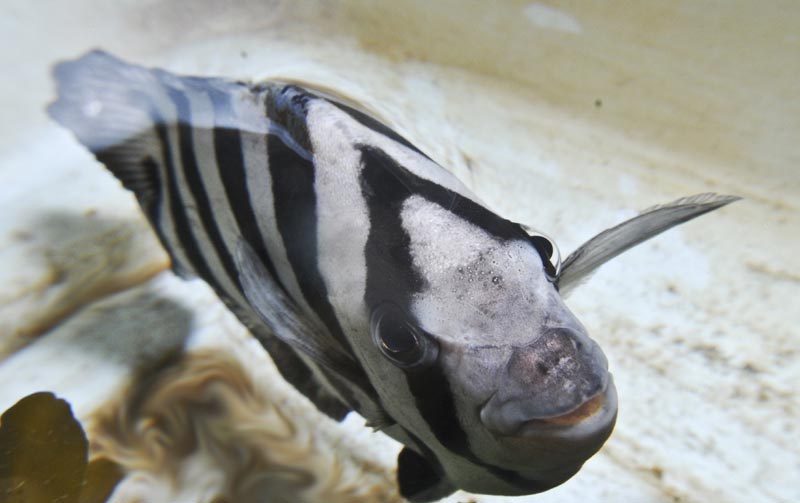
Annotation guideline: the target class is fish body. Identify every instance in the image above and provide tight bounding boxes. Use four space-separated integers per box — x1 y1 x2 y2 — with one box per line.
49 51 737 501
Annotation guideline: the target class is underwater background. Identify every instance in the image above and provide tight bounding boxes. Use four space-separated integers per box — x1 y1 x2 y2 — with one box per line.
1 1 798 502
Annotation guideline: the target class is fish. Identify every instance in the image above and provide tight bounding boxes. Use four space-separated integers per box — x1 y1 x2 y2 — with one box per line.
47 50 738 502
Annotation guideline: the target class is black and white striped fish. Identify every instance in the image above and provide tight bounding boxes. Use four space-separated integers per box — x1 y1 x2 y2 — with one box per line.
48 51 738 502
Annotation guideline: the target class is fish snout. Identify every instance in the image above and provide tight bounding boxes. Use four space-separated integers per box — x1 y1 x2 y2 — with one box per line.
479 327 615 438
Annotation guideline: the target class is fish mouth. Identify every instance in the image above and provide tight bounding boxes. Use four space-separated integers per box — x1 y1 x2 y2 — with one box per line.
480 375 618 443
533 392 605 426
463 379 617 496
514 376 617 440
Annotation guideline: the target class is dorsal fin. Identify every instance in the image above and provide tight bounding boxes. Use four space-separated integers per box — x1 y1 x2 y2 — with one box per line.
234 239 354 370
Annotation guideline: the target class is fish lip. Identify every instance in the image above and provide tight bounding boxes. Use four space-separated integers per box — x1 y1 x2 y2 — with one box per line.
514 374 617 439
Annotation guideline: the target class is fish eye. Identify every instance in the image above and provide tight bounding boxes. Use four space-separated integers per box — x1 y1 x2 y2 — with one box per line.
370 303 439 369
528 231 561 281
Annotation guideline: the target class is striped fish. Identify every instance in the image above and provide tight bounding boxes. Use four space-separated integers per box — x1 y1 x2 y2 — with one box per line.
48 51 738 501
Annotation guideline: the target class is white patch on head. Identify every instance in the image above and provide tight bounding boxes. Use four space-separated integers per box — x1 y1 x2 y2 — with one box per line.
305 95 486 336
401 196 555 346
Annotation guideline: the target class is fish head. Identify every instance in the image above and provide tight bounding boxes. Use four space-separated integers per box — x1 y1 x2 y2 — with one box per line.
365 194 616 494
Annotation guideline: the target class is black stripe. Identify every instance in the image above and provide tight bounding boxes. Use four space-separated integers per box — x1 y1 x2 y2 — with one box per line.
136 156 168 246
359 145 528 245
359 144 554 493
328 100 432 160
264 87 353 353
93 146 164 249
264 86 390 415
165 86 242 291
359 144 527 310
360 147 427 311
207 87 283 286
271 82 431 159
266 126 346 345
131 89 221 291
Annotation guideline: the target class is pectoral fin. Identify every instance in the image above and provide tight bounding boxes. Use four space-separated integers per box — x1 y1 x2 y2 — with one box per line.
557 193 739 295
235 239 396 428
234 239 363 386
397 447 456 503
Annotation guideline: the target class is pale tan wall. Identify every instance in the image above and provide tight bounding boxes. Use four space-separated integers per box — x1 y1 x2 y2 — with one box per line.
341 1 799 205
